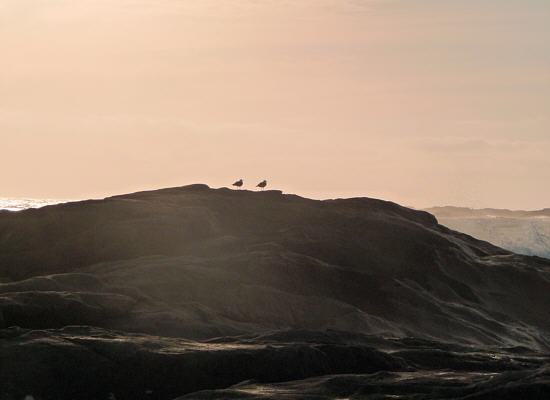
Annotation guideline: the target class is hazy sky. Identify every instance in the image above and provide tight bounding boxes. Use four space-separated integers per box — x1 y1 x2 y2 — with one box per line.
1 0 549 208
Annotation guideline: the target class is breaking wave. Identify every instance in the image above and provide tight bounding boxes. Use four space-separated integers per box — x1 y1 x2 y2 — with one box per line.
0 198 70 211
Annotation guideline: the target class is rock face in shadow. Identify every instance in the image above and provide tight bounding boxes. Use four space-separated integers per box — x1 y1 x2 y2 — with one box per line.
2 326 549 400
178 368 550 400
1 185 549 399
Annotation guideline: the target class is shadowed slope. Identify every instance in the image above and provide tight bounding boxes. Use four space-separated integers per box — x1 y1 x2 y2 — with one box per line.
1 185 549 347
1 185 550 399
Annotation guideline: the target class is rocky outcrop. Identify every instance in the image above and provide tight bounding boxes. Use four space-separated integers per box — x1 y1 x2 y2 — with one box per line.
1 185 549 399
2 326 548 400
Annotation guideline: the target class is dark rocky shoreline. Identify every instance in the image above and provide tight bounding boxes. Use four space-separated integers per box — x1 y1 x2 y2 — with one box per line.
1 185 549 399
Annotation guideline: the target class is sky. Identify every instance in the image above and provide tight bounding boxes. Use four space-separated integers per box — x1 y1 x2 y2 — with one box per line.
1 0 549 209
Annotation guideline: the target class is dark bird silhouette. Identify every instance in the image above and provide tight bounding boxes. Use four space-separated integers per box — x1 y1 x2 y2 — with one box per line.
232 179 244 189
256 180 267 190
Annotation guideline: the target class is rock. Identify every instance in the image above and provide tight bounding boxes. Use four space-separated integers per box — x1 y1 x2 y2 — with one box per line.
0 185 549 399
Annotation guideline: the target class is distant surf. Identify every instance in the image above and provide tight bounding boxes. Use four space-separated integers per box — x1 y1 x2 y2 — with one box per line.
0 198 70 211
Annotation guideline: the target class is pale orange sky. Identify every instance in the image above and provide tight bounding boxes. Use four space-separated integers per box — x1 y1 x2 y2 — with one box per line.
1 0 549 209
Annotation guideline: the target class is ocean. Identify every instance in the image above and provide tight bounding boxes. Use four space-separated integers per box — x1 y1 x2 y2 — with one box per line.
0 199 69 211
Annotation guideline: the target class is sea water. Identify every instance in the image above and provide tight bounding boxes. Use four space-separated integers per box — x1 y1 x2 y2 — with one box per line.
0 198 69 211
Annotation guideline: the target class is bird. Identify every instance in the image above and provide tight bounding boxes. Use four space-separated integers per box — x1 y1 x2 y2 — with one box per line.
232 179 244 189
256 180 267 190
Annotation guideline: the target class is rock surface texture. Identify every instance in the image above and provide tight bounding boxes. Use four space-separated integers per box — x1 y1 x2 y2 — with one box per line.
1 185 549 399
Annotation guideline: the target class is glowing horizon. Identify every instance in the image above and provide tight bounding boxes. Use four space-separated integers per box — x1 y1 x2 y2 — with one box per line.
1 0 549 209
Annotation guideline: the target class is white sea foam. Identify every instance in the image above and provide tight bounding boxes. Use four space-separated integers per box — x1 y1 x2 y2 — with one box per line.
0 198 70 211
